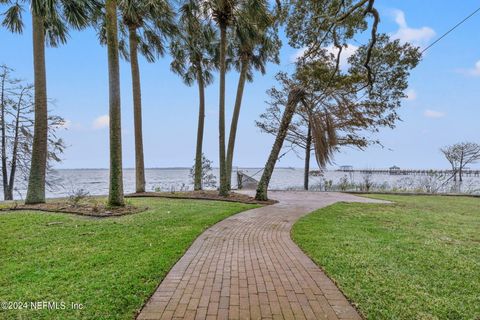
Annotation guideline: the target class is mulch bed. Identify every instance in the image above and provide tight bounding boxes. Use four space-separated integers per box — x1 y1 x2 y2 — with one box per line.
0 200 147 218
126 190 277 205
0 190 274 217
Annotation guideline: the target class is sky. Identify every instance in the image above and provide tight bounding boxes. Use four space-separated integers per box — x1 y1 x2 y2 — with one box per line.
1 1 480 170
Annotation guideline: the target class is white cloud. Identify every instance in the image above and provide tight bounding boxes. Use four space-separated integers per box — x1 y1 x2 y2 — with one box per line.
291 44 358 69
424 109 445 119
458 60 480 76
326 44 358 69
92 115 109 129
391 9 435 47
406 89 417 101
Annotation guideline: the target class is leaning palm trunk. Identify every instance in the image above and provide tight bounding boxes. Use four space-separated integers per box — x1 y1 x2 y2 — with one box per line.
304 121 312 190
218 23 228 196
25 14 48 204
194 65 206 191
226 58 248 190
128 25 146 193
255 87 305 201
106 0 125 206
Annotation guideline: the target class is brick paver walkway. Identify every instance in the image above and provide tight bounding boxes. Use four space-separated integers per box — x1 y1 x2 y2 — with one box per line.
137 191 386 320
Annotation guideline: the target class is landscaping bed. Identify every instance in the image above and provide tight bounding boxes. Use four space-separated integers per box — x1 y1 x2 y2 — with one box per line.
127 190 276 205
0 197 146 217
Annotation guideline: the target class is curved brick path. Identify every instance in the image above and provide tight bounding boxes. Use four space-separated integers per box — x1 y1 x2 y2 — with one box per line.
137 191 386 320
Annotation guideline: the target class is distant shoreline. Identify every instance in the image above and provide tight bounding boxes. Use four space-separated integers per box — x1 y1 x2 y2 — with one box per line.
50 167 303 171
49 167 474 171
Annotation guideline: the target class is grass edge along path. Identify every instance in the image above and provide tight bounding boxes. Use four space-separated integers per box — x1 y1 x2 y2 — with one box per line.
292 194 480 320
0 197 258 320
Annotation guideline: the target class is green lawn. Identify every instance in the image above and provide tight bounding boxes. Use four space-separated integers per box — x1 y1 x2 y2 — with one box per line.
0 197 256 320
292 195 480 320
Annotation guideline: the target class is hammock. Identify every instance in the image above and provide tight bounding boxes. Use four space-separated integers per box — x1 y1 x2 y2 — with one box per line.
236 170 259 190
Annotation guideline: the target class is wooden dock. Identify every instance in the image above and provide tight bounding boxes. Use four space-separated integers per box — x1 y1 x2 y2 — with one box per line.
336 169 480 177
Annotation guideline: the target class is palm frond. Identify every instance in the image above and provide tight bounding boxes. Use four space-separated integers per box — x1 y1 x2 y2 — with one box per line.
1 3 24 33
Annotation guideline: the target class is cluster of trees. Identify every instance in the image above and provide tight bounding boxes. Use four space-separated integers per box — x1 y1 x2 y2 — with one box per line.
253 0 420 200
0 65 65 200
1 0 419 204
1 0 281 204
1 0 101 204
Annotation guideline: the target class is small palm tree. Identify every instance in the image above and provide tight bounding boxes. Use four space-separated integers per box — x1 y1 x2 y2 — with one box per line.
170 0 217 191
118 0 176 193
226 2 280 189
1 0 100 204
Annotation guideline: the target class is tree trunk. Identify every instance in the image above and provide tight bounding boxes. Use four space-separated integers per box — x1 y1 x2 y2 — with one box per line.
194 65 206 191
106 0 125 206
7 90 24 201
0 72 8 199
304 121 312 191
256 87 304 201
459 152 464 182
25 13 48 204
218 23 228 196
226 58 248 190
451 164 457 182
128 25 145 193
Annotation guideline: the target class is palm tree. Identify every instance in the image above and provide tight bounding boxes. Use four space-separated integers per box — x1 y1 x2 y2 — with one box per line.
170 0 216 191
117 0 176 193
201 0 232 196
104 0 125 206
201 0 267 196
225 3 280 189
1 0 100 204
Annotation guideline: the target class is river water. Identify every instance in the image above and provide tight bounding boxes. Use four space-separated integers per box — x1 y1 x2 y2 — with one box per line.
4 167 480 201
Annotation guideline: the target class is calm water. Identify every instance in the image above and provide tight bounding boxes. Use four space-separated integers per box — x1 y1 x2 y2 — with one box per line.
4 167 480 201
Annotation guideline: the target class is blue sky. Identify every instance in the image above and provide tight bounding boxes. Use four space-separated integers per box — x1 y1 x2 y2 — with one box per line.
1 1 480 170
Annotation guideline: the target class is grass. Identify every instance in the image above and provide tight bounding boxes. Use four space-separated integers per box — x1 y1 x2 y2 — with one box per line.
0 197 257 320
292 194 480 320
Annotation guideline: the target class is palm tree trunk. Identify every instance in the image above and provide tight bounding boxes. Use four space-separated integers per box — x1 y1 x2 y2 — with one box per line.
194 65 206 191
106 0 124 206
256 87 304 201
218 23 228 196
304 121 311 191
226 58 248 190
128 25 145 193
25 13 48 204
